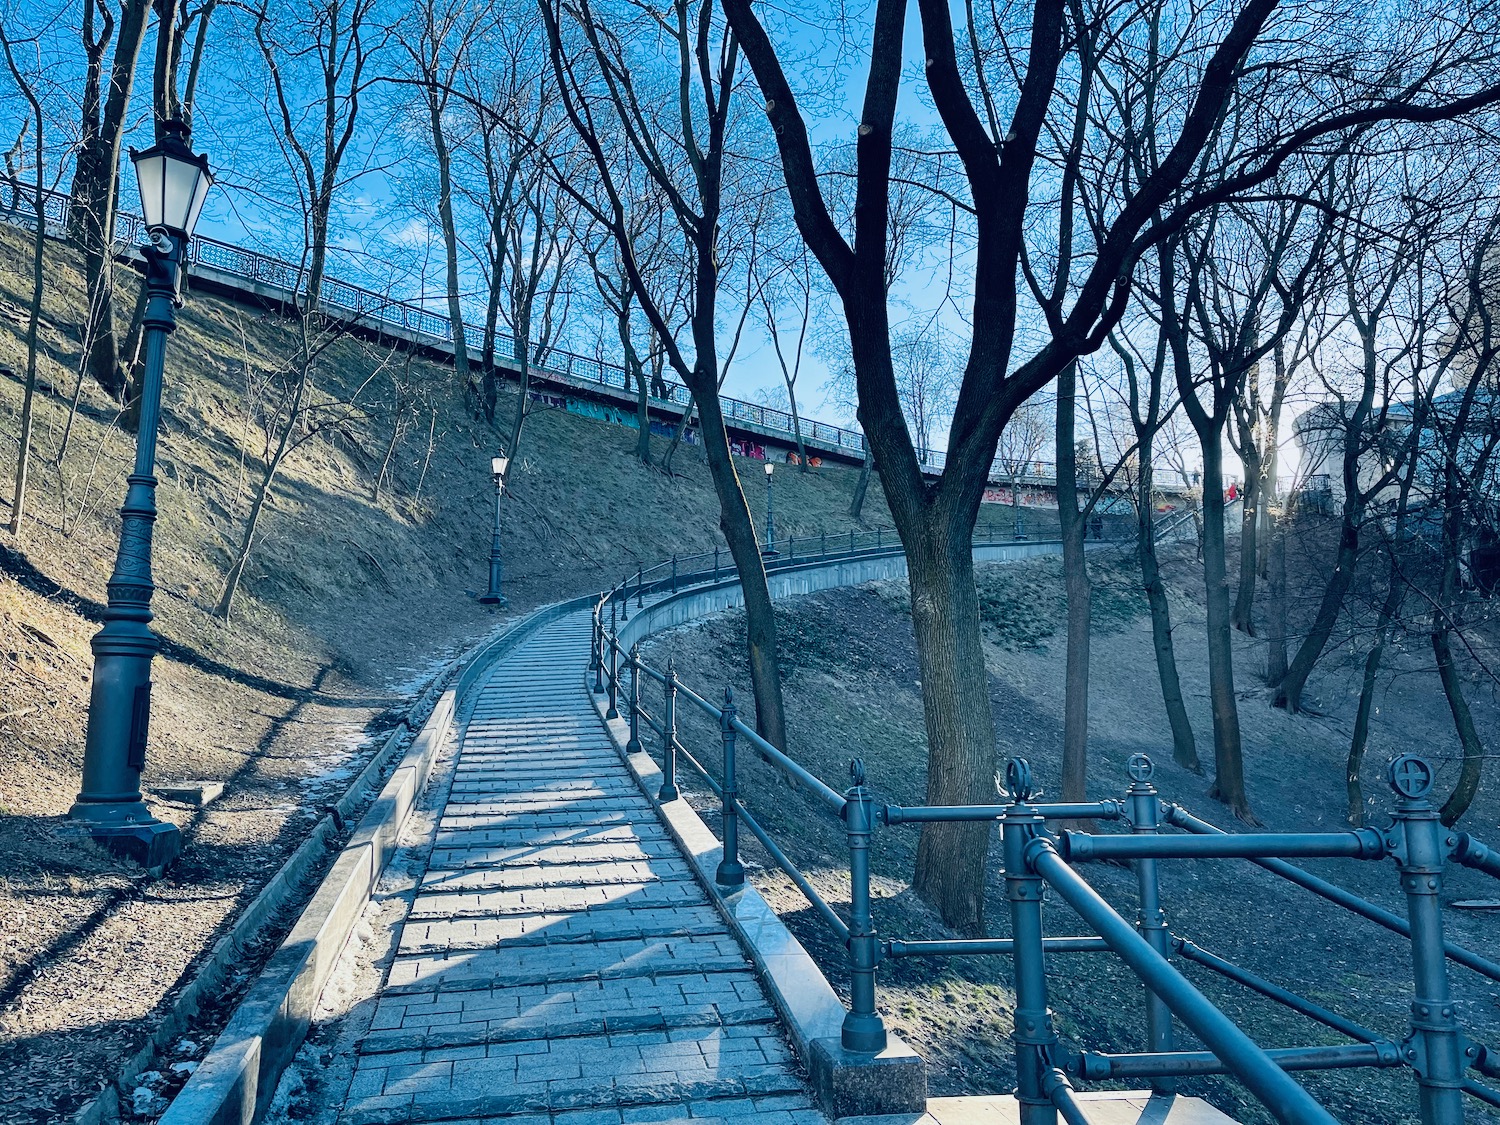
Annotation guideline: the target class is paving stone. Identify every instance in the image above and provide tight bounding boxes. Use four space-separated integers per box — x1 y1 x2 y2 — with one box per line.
337 608 820 1125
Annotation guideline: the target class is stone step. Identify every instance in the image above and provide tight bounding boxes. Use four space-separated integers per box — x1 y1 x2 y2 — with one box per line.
398 904 730 953
367 972 771 1042
384 933 752 993
410 879 705 920
421 857 694 890
342 1033 806 1125
434 823 670 849
428 838 684 871
359 994 778 1055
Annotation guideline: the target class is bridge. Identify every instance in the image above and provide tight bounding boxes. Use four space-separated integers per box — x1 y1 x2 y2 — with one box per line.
1 184 1194 508
134 534 1500 1125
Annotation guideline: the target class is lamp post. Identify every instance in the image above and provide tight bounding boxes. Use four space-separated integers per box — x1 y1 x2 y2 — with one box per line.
762 460 777 556
479 455 508 606
70 119 212 869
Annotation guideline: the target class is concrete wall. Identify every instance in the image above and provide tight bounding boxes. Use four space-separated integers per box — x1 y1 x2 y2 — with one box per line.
616 539 1065 650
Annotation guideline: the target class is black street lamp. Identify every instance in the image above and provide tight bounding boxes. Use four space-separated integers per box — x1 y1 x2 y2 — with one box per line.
762 460 777 556
70 119 213 869
479 455 508 606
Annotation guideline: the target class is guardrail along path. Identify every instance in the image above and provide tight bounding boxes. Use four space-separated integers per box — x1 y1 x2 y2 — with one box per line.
339 610 825 1125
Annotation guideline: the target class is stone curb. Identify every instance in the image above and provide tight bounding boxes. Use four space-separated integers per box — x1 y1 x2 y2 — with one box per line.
592 690 927 1119
153 597 574 1125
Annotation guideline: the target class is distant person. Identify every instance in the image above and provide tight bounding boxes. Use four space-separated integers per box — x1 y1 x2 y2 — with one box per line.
1226 482 1238 502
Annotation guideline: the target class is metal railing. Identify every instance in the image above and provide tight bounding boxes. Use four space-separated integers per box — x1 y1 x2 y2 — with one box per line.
0 181 1215 493
589 549 1500 1125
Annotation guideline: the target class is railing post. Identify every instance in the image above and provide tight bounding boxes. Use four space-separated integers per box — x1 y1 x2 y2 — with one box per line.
1126 754 1175 1091
606 626 621 720
877 528 882 549
619 583 629 622
713 546 720 583
636 567 644 608
671 554 678 594
850 528 856 554
590 610 602 681
821 530 827 558
842 758 887 1053
1387 754 1467 1125
659 660 679 801
715 688 745 887
626 643 643 755
1003 759 1059 1125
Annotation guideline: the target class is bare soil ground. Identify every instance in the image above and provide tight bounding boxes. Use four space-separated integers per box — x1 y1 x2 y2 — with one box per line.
642 544 1500 1125
0 222 991 1123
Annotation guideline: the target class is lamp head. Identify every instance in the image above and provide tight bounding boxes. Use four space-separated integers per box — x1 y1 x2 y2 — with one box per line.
491 455 509 480
130 118 214 242
764 461 774 477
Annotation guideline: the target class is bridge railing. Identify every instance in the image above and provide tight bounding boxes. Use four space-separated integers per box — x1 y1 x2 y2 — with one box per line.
2 182 1213 491
589 552 1500 1125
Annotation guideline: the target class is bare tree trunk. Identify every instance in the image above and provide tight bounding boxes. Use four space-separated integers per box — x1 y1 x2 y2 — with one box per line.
2 28 44 536
907 523 992 936
72 0 151 399
1265 512 1288 685
1435 619 1484 826
427 90 471 401
1346 567 1402 825
1137 457 1198 771
1231 450 1259 634
1200 431 1253 820
849 448 874 520
694 390 786 750
1057 363 1090 803
1273 515 1359 711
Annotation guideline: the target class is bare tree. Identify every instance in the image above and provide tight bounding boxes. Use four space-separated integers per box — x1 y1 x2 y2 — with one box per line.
539 0 790 748
216 0 388 617
1109 326 1200 771
70 0 150 399
1 18 45 537
728 0 1500 921
403 0 487 403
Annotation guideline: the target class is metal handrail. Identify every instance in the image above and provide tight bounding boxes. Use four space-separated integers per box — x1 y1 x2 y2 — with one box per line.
583 523 1500 1123
3 182 1217 494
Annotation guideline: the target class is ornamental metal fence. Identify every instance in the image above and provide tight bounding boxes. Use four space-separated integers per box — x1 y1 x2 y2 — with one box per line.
587 554 1500 1125
0 182 1222 492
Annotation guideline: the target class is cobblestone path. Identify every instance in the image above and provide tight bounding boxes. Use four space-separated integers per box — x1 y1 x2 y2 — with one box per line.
338 610 826 1125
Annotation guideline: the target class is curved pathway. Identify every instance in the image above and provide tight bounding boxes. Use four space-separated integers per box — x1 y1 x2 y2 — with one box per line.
337 608 827 1125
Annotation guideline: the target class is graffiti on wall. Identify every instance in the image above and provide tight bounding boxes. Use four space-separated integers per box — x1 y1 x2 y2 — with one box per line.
982 485 1057 508
529 390 700 445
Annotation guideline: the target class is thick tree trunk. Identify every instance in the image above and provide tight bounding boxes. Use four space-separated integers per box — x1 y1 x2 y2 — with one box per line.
427 92 471 401
1434 622 1484 826
1137 459 1197 771
692 388 786 750
1057 363 1090 803
849 448 874 520
1346 568 1402 825
72 0 151 399
1199 432 1253 820
907 525 993 936
1231 452 1259 634
1273 514 1359 711
1265 514 1289 685
6 96 44 537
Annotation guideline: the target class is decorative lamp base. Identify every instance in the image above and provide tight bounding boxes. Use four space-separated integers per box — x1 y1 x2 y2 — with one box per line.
67 817 181 873
478 593 508 606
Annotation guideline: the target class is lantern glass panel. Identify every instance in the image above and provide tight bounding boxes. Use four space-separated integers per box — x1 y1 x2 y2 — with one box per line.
134 152 167 231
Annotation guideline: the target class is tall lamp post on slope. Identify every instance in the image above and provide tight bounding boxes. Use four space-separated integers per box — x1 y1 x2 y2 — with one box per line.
70 119 213 869
762 460 777 556
479 455 509 606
